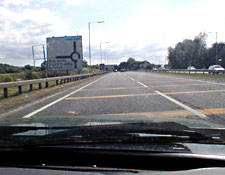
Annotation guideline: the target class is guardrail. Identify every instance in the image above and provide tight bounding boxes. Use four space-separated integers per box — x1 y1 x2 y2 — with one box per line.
0 72 106 98
151 69 225 74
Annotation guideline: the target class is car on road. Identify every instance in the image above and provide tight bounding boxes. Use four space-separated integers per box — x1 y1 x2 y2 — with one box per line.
158 67 165 70
208 65 225 74
187 66 196 70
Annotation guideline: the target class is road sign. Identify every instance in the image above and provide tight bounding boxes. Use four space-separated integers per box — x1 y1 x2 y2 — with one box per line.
47 36 83 71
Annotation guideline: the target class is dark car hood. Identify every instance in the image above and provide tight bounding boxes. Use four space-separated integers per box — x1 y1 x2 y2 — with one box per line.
0 114 225 129
1 116 225 156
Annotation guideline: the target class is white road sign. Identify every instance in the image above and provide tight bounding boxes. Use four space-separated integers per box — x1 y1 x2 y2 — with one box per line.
47 36 83 71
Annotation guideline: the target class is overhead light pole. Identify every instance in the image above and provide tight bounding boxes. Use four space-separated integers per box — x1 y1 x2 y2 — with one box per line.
100 42 109 64
208 32 218 65
88 21 105 69
216 32 218 65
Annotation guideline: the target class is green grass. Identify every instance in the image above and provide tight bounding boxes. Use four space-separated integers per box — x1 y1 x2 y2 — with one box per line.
0 68 99 83
0 68 103 99
0 68 102 99
0 73 25 82
0 80 61 99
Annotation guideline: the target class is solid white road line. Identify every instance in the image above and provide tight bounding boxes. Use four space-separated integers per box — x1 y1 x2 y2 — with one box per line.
155 90 208 118
137 81 148 87
22 75 108 119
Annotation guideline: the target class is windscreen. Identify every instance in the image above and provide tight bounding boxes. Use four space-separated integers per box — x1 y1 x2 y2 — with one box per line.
0 0 225 155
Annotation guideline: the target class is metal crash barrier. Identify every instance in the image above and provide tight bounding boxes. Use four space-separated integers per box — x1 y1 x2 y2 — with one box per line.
0 72 107 98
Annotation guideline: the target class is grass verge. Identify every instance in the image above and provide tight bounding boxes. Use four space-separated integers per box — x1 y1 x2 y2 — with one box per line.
0 76 95 115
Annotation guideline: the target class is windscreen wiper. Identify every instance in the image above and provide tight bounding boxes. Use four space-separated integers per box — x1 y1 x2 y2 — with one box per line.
1 122 224 147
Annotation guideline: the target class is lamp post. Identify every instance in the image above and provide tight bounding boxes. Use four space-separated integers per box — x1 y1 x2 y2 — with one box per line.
216 32 218 65
100 42 109 64
88 21 105 69
208 32 218 65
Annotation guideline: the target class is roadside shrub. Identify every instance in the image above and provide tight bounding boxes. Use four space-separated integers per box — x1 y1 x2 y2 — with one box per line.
81 68 89 74
24 71 37 80
0 76 12 82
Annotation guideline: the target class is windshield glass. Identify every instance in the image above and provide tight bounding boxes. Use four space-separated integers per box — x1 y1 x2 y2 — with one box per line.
214 65 223 68
1 0 225 156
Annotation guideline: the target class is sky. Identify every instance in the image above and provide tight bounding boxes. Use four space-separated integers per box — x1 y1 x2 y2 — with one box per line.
0 0 225 66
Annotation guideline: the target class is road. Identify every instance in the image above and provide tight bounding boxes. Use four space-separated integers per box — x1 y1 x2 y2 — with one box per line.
1 71 225 126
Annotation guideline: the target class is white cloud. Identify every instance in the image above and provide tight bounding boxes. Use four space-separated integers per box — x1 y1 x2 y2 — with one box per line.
65 0 85 5
1 0 225 66
2 0 31 7
92 0 225 64
0 1 70 65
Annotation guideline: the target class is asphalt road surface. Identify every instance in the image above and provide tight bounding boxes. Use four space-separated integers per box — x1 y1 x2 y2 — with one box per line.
1 71 225 126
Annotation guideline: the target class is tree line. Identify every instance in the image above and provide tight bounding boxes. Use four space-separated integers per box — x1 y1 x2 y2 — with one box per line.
168 33 225 69
0 63 43 73
0 60 90 74
118 58 158 70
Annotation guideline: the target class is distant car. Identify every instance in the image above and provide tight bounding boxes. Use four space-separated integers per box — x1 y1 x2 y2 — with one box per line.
158 67 165 70
187 66 196 70
208 65 225 74
113 69 118 72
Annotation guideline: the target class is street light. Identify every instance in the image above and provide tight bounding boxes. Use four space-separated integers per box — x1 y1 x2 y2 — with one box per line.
208 32 218 65
100 42 109 64
88 21 105 68
104 49 110 65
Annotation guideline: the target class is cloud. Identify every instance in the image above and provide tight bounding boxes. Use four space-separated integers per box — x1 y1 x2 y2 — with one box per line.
87 0 225 65
2 0 31 7
87 42 167 66
1 0 225 66
65 0 85 5
0 1 70 66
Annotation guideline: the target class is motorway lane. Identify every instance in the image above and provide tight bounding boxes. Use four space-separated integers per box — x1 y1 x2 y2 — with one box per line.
0 75 108 119
1 71 225 125
124 72 225 120
34 72 183 118
125 72 225 109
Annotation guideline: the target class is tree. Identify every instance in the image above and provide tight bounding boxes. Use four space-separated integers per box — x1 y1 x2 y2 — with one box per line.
205 42 225 68
118 58 155 70
24 64 33 70
0 63 23 73
168 33 207 69
127 58 136 70
83 60 88 67
217 43 225 67
118 62 128 70
139 61 153 70
41 61 47 70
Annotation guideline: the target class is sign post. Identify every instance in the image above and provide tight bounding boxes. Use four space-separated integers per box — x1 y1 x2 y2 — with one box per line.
47 36 83 72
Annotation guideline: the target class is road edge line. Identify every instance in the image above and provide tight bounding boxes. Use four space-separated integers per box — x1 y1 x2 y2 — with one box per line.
22 74 108 119
155 90 208 118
